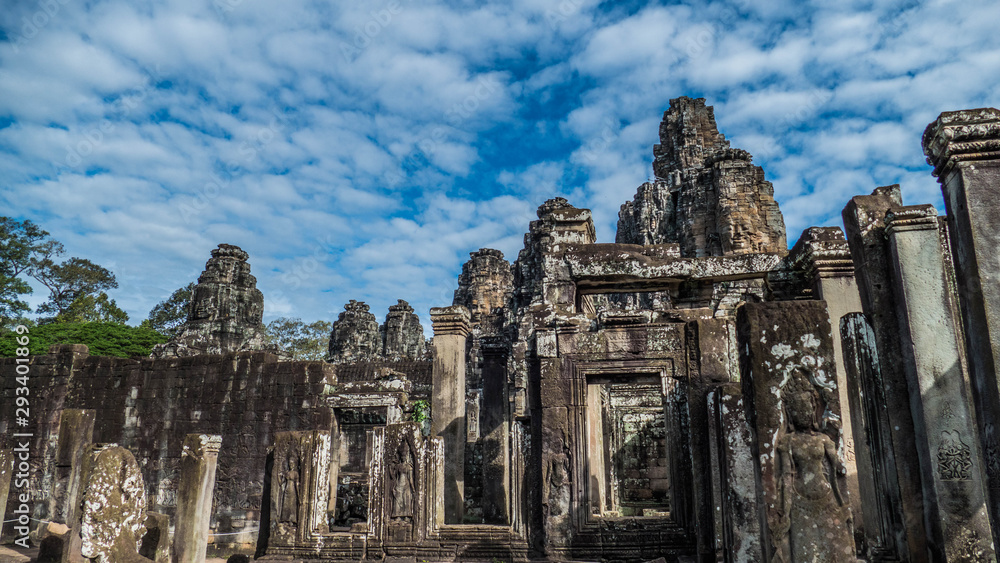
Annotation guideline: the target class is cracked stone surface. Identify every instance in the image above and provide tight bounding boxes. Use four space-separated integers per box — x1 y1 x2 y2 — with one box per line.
617 96 786 257
151 244 269 358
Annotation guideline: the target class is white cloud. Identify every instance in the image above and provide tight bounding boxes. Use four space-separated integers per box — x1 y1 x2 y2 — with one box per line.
2 0 998 328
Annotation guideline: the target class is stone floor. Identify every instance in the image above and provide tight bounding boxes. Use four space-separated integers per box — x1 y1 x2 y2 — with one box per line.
0 545 33 562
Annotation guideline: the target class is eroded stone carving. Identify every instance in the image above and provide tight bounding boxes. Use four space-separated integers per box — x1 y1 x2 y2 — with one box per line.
938 431 973 481
80 446 154 563
151 244 269 358
774 371 854 563
617 97 786 256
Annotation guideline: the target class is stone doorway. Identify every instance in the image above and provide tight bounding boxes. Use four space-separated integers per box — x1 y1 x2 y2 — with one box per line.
586 372 677 519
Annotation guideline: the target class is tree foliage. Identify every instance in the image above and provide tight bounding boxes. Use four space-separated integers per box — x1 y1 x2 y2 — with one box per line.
59 292 129 324
265 317 332 361
34 257 119 318
144 282 195 337
0 321 168 358
0 217 63 322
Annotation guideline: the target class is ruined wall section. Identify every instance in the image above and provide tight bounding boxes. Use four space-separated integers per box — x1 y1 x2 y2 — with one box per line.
617 97 786 257
0 346 434 550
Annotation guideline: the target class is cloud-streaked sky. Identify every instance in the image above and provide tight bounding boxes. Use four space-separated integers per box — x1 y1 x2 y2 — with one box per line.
2 0 998 330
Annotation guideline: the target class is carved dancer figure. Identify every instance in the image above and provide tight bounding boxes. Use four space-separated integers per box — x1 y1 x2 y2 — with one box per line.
278 455 300 525
389 440 415 519
773 381 855 563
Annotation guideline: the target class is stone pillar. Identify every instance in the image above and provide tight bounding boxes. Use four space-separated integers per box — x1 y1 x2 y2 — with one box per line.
173 434 222 563
0 449 11 539
842 185 929 559
840 313 908 560
431 305 470 523
884 205 996 561
50 409 96 524
737 300 856 563
924 107 1000 546
787 227 866 549
480 339 509 524
707 384 762 563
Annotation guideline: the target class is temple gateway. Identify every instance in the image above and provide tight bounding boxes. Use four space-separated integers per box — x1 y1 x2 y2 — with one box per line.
5 98 1000 563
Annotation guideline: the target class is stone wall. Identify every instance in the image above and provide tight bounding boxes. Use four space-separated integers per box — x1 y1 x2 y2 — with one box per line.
0 345 430 552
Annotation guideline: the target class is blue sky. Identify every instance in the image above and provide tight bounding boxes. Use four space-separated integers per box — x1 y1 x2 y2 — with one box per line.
2 0 998 331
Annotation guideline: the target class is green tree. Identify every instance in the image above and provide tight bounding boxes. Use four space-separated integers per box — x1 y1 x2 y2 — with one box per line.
60 292 129 324
0 217 63 322
144 282 195 337
265 317 332 361
34 257 118 318
0 321 168 358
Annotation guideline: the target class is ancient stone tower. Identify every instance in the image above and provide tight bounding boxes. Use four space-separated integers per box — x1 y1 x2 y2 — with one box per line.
453 248 514 333
617 96 786 256
381 299 426 359
151 243 268 357
327 300 381 362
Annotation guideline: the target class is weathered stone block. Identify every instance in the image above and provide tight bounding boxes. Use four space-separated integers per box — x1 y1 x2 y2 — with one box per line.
737 300 856 563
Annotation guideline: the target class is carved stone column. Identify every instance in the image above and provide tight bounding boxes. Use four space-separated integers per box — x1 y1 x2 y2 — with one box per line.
431 305 471 523
842 185 928 559
50 409 96 524
924 107 1000 546
173 434 222 563
737 300 856 563
884 205 996 561
787 227 866 550
0 448 11 539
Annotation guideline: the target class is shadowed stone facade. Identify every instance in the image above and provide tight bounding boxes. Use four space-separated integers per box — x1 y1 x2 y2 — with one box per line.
7 98 1000 563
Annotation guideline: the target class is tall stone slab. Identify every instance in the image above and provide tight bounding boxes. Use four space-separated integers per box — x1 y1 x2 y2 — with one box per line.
0 448 11 539
430 305 470 523
840 313 908 561
842 185 929 558
786 227 868 549
77 445 154 563
173 434 222 563
924 107 1000 546
708 384 762 563
49 409 96 525
884 205 996 561
737 300 857 563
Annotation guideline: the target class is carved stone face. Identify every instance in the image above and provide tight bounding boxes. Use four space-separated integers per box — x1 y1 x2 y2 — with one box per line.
787 391 817 431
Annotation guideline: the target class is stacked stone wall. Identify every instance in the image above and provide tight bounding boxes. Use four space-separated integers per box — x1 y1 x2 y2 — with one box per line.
0 346 339 550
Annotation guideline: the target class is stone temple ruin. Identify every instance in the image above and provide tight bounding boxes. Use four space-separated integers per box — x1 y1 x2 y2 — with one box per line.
5 98 1000 562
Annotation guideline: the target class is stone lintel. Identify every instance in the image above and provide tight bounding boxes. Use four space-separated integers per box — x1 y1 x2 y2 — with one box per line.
923 107 1000 177
884 205 939 234
787 226 856 282
430 305 471 337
